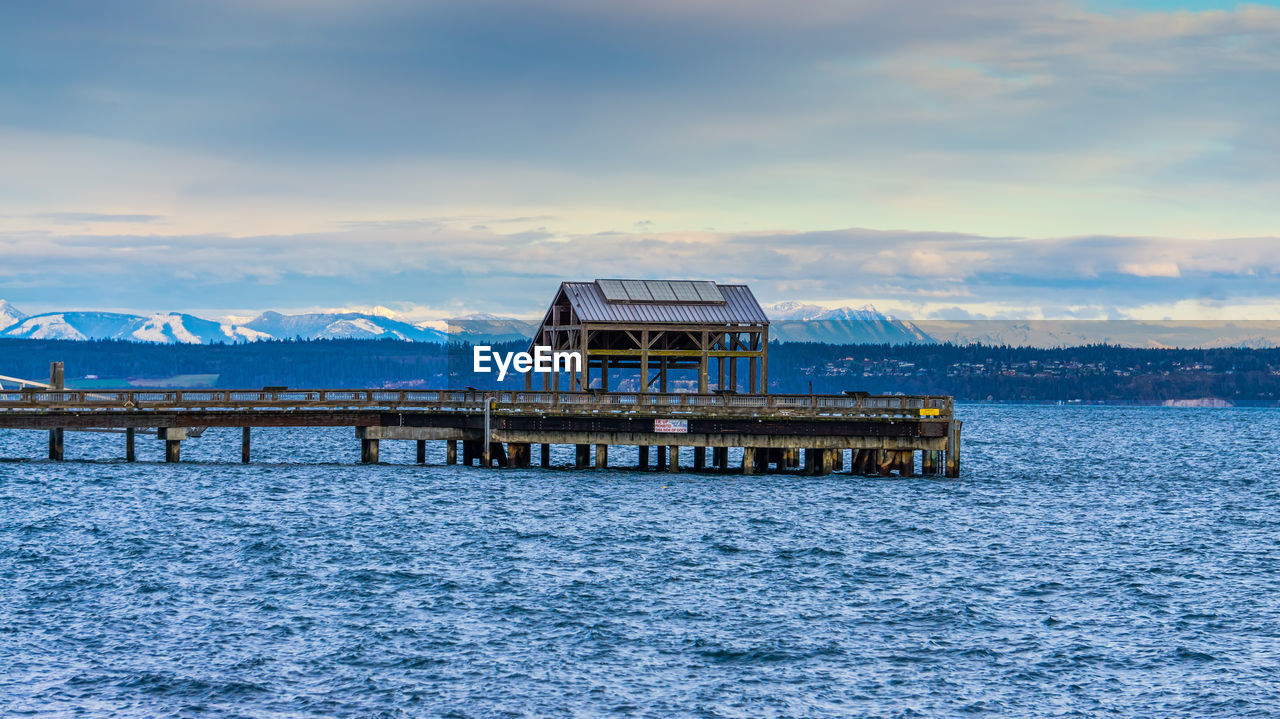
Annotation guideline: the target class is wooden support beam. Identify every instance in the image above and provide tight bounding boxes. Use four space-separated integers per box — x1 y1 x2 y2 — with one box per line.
540 443 551 468
922 448 937 474
640 330 650 394
48 428 64 461
898 450 915 477
165 439 181 463
49 361 65 462
447 440 458 465
594 444 608 469
416 438 426 465
638 444 650 470
656 445 667 470
754 447 769 474
575 443 590 469
490 442 508 467
945 421 962 478
462 439 480 466
693 446 706 470
125 427 136 462
876 450 893 476
742 447 756 475
667 445 679 472
509 442 530 468
361 438 379 464
241 427 251 463
713 446 727 470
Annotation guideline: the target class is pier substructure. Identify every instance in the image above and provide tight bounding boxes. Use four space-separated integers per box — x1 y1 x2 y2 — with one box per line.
0 389 958 476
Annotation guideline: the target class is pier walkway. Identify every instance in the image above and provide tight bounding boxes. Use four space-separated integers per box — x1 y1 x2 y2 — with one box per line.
0 388 961 477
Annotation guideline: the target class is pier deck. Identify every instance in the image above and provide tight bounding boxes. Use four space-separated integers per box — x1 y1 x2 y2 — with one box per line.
0 389 961 476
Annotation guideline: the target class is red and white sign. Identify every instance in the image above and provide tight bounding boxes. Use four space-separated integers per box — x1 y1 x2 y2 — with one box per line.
654 419 688 433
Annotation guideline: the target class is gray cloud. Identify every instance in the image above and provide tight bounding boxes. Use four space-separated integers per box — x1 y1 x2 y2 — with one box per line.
2 223 1277 317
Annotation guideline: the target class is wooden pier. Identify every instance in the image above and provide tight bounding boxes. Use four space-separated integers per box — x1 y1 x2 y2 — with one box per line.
0 386 961 477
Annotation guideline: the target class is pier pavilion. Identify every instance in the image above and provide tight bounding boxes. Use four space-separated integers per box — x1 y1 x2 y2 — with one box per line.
526 279 769 394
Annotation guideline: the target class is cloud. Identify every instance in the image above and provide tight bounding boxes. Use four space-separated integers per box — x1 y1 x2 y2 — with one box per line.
1 0 1278 241
2 220 1277 318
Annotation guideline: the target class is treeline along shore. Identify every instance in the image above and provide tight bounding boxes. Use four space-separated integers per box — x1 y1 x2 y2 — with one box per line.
3 338 1280 403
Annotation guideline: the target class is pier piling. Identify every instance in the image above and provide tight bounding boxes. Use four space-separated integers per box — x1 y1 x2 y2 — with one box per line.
242 427 252 464
48 428 64 461
125 427 136 462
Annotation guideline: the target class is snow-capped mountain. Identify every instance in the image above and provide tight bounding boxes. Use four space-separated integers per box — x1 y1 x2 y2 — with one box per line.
441 313 539 343
2 311 272 344
766 303 935 345
0 300 27 331
244 311 448 342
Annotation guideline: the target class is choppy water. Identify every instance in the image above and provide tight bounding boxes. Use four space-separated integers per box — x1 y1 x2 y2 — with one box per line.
2 405 1279 717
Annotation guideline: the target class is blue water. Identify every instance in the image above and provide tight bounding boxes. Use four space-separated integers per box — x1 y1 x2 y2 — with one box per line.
1 405 1278 717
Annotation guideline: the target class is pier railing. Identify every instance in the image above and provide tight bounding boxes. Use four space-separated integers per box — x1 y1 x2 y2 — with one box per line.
0 389 952 419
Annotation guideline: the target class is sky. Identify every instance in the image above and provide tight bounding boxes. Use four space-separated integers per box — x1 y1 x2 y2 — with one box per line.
1 0 1278 321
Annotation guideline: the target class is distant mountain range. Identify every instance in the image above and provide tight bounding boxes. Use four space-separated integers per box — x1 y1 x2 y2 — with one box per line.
2 299 1276 348
0 303 446 344
765 302 934 344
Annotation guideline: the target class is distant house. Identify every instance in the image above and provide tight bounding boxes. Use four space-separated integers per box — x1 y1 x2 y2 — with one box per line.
527 279 769 394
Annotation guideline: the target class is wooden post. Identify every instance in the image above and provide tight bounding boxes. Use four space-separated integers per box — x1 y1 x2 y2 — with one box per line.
659 357 668 393
49 362 65 461
447 440 458 465
754 448 769 474
945 421 962 478
698 330 709 394
640 330 650 394
713 446 728 470
729 356 737 393
832 449 844 471
361 438 379 464
416 439 427 465
922 448 937 474
575 444 590 469
760 326 769 394
125 427 136 462
656 445 667 470
48 428 64 461
813 449 831 477
490 443 508 467
667 445 679 472
748 355 757 395
876 450 893 476
742 447 756 475
482 397 492 467
638 445 650 470
165 439 181 463
693 446 706 470
241 427 251 464
899 450 915 477
594 444 608 469
540 443 551 468
509 443 530 468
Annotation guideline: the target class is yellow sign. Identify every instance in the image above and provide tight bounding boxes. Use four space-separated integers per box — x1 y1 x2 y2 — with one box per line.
919 408 940 416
